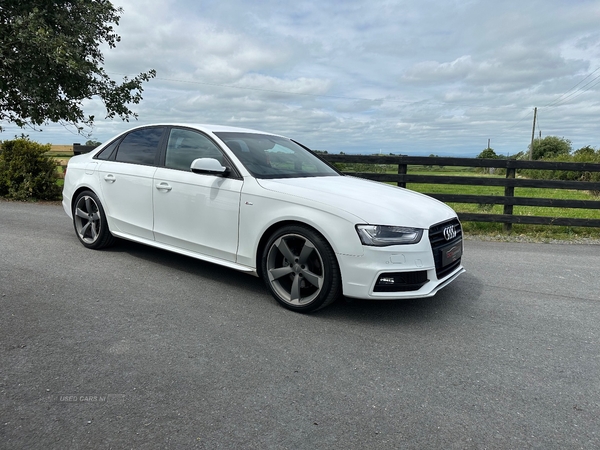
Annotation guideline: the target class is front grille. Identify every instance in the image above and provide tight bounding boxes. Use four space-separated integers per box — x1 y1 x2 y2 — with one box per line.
374 271 428 292
429 218 463 279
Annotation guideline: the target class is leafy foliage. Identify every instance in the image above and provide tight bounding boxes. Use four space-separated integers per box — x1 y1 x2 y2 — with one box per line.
475 148 501 174
476 147 499 159
574 146 596 157
0 0 156 131
529 136 572 160
0 138 62 200
520 146 600 196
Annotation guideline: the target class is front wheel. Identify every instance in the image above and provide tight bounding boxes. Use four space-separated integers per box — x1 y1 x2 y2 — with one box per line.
72 190 115 249
261 225 341 313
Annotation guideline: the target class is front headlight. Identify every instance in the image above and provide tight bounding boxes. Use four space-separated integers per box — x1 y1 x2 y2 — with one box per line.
356 225 423 246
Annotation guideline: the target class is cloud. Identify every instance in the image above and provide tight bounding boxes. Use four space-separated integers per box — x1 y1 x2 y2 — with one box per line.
403 56 474 83
3 0 600 156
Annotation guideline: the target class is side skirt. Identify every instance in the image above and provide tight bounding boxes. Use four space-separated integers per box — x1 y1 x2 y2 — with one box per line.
110 231 259 277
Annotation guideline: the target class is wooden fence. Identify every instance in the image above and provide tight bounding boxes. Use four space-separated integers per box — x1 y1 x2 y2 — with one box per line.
51 144 97 179
321 154 600 231
49 146 600 230
72 144 97 155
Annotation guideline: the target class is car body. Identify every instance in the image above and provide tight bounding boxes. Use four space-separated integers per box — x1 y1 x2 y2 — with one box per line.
62 123 464 312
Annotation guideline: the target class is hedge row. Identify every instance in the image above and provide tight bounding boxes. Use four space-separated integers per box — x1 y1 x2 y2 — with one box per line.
520 151 600 183
0 138 62 201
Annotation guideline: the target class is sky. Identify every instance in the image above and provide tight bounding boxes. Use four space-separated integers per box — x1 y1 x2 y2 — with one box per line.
4 0 600 156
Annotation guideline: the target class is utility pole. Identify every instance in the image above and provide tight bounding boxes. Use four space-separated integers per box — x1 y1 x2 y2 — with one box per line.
488 138 491 149
528 107 537 160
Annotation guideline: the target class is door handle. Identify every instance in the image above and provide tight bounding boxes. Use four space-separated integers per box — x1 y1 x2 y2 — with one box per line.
104 174 116 183
155 182 172 191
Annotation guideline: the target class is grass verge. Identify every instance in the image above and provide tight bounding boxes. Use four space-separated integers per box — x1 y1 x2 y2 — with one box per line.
405 179 600 240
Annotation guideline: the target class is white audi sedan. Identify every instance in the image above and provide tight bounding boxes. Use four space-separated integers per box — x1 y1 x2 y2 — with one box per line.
63 124 464 312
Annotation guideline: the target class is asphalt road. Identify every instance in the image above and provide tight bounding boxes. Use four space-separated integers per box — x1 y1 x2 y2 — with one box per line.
1 200 599 449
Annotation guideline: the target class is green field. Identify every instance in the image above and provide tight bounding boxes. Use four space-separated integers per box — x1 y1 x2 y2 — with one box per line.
402 168 600 238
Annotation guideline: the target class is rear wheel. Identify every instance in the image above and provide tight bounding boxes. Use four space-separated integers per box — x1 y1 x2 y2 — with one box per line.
262 225 341 313
73 190 115 249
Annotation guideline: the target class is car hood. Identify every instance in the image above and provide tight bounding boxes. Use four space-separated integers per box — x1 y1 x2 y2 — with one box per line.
257 175 456 228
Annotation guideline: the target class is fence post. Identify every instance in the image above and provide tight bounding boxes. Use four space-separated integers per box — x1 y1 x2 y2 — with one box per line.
397 162 407 188
503 164 516 233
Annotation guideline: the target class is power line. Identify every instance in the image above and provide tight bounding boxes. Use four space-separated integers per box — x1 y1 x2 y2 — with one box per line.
512 68 600 129
544 67 600 108
553 76 600 106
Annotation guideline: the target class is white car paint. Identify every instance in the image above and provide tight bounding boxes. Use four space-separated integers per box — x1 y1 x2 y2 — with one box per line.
256 176 457 228
63 123 464 308
153 167 243 261
97 160 157 240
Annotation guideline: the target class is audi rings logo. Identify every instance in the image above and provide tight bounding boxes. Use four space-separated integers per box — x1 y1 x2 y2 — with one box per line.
443 225 457 241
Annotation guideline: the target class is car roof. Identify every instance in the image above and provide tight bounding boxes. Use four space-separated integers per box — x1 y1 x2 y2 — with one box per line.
137 123 283 136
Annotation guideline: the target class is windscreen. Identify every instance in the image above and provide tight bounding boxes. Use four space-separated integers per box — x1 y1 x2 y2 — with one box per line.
215 132 339 179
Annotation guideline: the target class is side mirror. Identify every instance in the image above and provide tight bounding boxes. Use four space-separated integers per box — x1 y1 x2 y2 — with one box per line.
190 158 229 176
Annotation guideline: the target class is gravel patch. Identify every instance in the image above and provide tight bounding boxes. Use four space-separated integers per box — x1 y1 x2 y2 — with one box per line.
464 233 600 245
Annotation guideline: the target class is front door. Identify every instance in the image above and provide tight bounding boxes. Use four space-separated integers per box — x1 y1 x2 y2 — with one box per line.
152 128 242 261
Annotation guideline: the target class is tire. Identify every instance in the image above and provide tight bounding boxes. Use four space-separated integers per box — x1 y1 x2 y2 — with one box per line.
72 190 115 249
261 225 341 313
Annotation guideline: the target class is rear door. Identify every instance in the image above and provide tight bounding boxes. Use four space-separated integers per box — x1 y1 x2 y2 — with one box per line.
98 127 165 240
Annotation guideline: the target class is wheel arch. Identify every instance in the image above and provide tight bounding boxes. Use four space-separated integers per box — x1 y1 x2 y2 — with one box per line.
70 185 100 213
255 220 338 280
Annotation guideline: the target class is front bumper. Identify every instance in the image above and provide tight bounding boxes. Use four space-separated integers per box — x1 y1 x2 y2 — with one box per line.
337 228 464 300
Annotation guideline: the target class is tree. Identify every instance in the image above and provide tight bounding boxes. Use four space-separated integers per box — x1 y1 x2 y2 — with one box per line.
85 139 102 146
573 145 596 157
476 147 499 159
529 136 572 160
475 147 499 174
0 0 156 132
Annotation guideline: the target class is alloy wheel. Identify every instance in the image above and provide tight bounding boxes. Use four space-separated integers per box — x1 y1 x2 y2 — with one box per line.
266 233 325 307
74 195 102 244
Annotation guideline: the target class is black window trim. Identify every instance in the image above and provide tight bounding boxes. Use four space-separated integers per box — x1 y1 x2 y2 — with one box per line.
157 126 243 180
92 125 243 180
93 137 122 161
94 126 168 166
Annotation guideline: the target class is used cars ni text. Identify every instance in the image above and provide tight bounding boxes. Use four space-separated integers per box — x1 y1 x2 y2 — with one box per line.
62 124 464 312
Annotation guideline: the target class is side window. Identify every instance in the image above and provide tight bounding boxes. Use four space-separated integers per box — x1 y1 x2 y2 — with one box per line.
165 128 224 171
94 139 119 160
114 127 164 165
